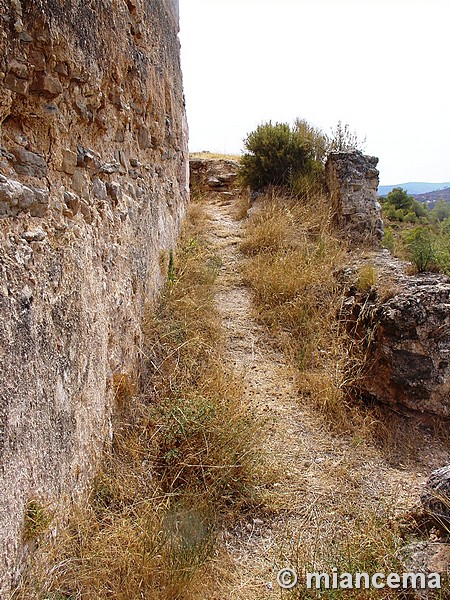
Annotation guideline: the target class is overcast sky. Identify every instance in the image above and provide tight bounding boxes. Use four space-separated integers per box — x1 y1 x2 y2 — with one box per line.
178 0 450 185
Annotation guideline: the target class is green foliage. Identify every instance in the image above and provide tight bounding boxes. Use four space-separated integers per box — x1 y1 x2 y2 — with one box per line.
23 500 51 541
432 228 450 274
240 118 370 196
384 204 450 276
381 227 396 253
294 118 329 163
404 211 417 223
381 187 428 222
403 226 436 272
430 198 450 222
412 200 428 218
385 187 413 210
239 121 318 191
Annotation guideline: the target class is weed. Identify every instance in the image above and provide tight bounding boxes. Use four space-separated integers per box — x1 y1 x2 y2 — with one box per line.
167 249 176 282
23 500 51 541
284 509 405 599
357 264 377 292
403 226 437 272
381 226 396 253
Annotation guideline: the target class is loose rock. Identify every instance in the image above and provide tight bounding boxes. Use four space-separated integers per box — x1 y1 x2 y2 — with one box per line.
421 465 450 529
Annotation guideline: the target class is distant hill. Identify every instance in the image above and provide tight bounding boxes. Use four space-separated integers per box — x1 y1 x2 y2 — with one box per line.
412 187 450 207
378 182 450 196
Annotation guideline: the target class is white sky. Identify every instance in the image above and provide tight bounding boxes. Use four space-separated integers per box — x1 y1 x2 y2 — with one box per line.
178 0 450 185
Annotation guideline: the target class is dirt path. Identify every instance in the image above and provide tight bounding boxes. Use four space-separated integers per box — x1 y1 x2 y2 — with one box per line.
203 192 450 599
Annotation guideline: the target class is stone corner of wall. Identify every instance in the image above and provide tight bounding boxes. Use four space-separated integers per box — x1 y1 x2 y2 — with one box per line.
325 150 383 248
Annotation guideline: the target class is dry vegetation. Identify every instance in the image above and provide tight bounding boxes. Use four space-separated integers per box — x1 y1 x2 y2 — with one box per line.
13 198 261 600
190 151 241 162
236 190 450 599
240 192 353 426
12 183 449 600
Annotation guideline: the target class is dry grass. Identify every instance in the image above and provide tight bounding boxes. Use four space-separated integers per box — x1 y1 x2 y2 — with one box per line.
239 193 407 437
240 200 295 256
12 189 449 600
237 191 450 599
14 200 261 600
239 195 448 454
233 192 251 221
190 151 241 162
240 194 351 419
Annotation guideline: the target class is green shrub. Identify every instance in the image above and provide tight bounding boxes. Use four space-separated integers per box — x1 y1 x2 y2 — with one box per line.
239 121 316 191
431 198 450 222
411 199 428 218
381 227 396 253
404 211 417 223
294 118 329 162
403 226 436 272
382 187 428 223
385 187 413 210
433 233 450 275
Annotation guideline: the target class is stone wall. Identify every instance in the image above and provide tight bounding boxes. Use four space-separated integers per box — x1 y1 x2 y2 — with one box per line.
343 252 450 418
189 158 240 196
326 151 383 247
0 0 188 593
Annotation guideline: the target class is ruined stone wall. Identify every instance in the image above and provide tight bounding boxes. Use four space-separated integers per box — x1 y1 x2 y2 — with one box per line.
343 252 450 418
0 0 188 592
325 151 383 247
189 158 240 195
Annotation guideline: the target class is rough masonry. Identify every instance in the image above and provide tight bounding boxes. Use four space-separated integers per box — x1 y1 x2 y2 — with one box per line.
343 251 450 418
0 0 188 593
326 150 384 247
189 157 240 197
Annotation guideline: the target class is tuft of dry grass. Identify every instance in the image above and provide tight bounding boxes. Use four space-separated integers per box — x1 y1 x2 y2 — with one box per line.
112 371 137 413
240 198 295 256
233 192 251 221
357 263 378 292
14 200 261 600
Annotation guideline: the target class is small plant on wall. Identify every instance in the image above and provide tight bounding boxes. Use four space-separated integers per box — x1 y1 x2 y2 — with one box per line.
23 499 52 542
